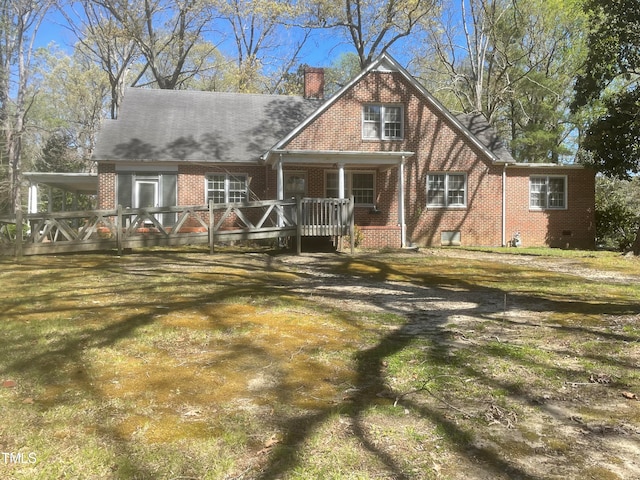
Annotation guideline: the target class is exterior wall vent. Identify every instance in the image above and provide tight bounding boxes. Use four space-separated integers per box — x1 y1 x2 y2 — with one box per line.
441 231 461 246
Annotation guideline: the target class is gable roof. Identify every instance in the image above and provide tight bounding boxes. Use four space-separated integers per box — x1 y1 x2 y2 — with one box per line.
93 54 515 166
264 53 515 165
92 88 322 163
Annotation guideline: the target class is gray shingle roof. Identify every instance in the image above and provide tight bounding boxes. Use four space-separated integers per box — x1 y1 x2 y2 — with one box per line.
93 87 515 165
456 113 515 164
92 88 322 162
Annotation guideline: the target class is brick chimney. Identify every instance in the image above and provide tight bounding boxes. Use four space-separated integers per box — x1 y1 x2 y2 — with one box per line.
304 67 325 99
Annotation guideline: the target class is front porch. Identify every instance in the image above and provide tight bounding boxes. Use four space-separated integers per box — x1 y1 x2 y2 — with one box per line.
266 149 414 248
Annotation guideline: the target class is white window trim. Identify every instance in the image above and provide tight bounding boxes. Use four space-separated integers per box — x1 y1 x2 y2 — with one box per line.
362 104 404 140
529 175 568 210
205 173 249 204
325 170 376 206
426 172 467 208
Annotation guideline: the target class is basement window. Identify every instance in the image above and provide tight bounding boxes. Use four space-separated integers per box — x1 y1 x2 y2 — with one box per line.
441 231 461 246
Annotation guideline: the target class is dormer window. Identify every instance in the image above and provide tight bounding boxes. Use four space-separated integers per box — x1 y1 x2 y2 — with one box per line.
363 105 403 140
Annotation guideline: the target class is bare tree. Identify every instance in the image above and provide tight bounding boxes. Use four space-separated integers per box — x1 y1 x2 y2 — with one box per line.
419 0 585 162
64 0 139 119
309 0 441 69
0 0 51 213
94 0 218 90
425 0 518 122
218 0 311 93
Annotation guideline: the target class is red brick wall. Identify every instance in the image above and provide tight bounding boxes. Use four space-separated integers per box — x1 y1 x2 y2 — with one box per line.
358 226 402 249
505 167 595 249
96 69 596 249
282 70 507 247
97 163 116 209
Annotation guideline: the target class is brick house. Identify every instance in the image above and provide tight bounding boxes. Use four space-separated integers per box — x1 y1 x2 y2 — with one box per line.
93 53 595 249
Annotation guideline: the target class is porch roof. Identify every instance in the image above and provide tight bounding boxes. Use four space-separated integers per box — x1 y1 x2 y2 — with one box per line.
267 149 414 170
23 172 98 195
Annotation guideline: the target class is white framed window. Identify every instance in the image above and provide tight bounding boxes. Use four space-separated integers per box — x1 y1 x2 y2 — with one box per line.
362 105 403 140
325 171 375 206
427 173 467 207
284 172 307 199
530 175 567 209
206 173 248 204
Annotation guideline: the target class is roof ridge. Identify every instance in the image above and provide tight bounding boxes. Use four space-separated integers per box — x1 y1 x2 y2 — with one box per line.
123 87 306 101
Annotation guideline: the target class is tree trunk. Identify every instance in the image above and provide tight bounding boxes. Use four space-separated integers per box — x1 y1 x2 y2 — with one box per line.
632 224 640 255
7 131 22 214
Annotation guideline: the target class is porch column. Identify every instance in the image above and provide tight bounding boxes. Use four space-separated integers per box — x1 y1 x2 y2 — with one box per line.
276 154 284 201
338 163 346 199
28 182 38 214
398 157 406 248
47 186 53 213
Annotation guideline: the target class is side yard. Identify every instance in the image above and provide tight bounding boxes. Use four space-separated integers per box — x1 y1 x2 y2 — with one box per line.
1 247 639 479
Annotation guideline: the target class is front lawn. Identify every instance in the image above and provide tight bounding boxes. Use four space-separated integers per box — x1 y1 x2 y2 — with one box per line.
1 247 639 479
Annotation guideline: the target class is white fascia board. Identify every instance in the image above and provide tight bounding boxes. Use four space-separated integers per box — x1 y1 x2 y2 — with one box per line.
270 149 414 168
506 162 587 169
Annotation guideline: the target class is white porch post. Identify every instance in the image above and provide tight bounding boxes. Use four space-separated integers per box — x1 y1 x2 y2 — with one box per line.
28 182 38 214
338 163 346 199
47 186 53 213
398 157 406 248
276 154 284 201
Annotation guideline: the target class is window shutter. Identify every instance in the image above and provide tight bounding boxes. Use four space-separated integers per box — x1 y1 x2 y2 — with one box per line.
117 173 133 208
161 174 177 226
161 174 177 207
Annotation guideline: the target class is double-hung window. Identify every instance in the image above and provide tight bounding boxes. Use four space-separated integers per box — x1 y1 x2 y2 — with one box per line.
427 173 467 207
530 176 566 209
206 173 248 204
326 171 375 206
363 105 403 140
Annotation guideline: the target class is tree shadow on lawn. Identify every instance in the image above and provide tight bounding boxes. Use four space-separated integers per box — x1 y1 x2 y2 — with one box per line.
255 255 640 480
0 251 303 477
1 251 639 479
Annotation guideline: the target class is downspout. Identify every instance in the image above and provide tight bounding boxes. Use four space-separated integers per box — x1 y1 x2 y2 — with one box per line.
399 156 406 248
502 164 507 246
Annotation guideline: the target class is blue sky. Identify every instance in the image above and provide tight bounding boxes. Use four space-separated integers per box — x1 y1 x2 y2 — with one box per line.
35 4 421 70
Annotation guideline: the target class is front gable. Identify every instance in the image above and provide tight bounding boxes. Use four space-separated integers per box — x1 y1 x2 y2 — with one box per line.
266 53 505 168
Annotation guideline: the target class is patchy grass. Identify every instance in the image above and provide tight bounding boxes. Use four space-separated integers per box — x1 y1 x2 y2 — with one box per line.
1 246 639 479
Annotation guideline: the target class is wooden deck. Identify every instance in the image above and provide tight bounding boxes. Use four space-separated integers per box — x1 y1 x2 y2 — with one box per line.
0 198 354 257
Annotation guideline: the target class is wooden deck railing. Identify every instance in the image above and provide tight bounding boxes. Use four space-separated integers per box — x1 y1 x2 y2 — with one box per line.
0 197 354 257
